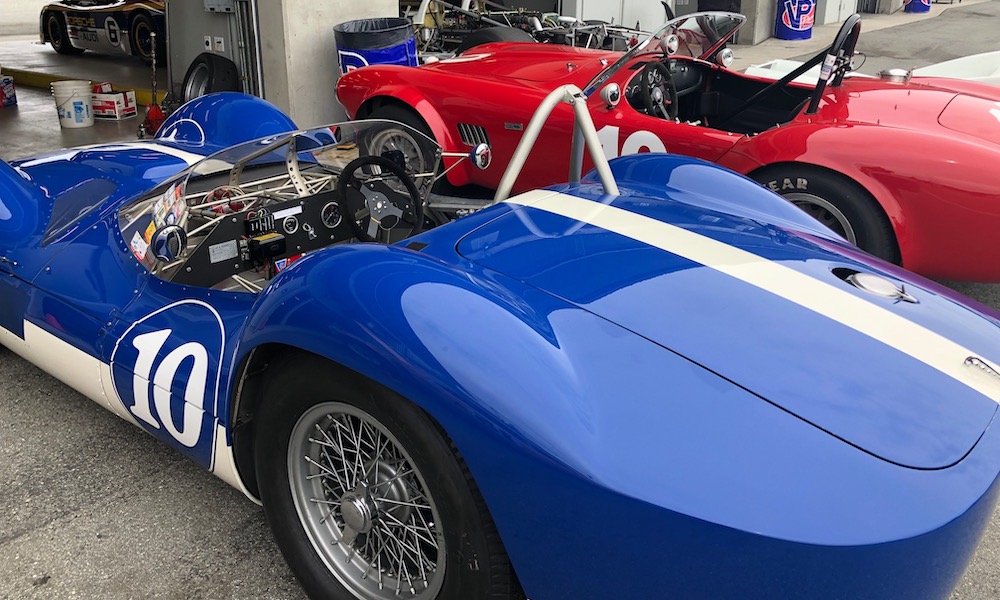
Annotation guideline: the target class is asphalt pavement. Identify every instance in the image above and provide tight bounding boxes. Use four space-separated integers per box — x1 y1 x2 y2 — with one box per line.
4 2 1000 599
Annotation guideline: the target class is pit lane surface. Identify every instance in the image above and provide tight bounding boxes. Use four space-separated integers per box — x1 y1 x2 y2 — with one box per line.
4 2 1000 598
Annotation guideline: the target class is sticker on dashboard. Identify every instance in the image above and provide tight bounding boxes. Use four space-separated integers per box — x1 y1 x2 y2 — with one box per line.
209 240 239 264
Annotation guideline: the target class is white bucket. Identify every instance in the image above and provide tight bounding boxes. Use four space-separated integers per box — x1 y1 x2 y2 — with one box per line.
51 80 94 128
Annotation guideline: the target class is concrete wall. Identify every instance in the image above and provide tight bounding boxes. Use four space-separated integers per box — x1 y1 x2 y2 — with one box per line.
817 0 859 25
740 0 776 45
561 0 669 31
257 0 397 127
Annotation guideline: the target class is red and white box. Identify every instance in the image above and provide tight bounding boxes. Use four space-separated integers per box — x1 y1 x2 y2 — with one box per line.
92 86 137 120
0 75 16 107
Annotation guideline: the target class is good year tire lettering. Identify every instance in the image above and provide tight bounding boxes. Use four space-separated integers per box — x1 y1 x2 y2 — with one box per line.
129 328 208 448
767 177 809 192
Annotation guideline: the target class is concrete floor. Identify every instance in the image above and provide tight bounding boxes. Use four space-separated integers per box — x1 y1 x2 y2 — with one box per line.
4 2 1000 599
0 87 141 161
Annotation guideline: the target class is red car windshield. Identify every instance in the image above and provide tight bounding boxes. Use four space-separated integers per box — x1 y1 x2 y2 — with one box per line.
584 11 745 96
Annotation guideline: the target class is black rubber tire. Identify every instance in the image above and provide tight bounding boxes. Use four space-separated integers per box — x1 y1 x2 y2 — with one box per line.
454 26 535 55
181 52 240 102
254 354 522 600
46 12 85 55
752 164 900 264
130 12 163 64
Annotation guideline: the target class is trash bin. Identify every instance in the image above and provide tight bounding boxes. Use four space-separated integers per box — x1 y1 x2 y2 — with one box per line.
774 0 816 40
334 18 418 75
903 0 931 12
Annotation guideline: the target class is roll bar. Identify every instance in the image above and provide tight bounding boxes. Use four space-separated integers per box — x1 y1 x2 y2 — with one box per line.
493 84 619 203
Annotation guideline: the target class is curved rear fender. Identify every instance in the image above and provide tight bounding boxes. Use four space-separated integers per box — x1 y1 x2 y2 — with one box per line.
731 125 905 245
154 92 298 150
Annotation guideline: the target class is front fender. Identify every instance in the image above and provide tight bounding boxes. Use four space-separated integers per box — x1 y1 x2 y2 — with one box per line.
235 241 1000 599
336 68 476 187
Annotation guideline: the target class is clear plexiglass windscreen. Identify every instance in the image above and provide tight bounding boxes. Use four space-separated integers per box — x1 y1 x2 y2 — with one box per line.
117 120 442 292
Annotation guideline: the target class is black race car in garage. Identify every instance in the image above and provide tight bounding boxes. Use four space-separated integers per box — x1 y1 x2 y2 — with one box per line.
40 0 166 63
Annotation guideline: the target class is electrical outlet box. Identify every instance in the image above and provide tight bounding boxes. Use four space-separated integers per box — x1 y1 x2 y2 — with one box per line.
213 36 225 53
204 0 236 12
203 35 212 51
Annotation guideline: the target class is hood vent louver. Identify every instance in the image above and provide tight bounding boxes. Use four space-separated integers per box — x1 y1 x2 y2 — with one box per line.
457 123 489 147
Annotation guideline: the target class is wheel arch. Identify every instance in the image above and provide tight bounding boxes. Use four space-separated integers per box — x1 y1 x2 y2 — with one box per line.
352 93 473 187
356 94 457 152
747 160 904 262
229 342 395 499
225 244 510 500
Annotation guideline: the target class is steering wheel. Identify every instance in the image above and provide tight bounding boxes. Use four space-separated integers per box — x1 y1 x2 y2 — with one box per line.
639 61 678 120
336 155 424 243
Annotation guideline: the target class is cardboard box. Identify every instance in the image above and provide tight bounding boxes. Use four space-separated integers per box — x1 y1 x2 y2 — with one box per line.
91 81 113 94
92 88 137 120
1 75 16 107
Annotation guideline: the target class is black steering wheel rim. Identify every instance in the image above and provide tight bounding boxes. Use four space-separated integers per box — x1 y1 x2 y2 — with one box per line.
336 155 424 243
639 60 678 121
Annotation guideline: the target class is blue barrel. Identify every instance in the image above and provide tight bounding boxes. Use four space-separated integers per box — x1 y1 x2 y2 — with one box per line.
775 0 816 41
334 18 417 75
904 0 931 12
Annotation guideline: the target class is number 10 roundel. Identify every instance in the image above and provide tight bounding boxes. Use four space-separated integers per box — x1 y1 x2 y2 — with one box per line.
109 300 226 469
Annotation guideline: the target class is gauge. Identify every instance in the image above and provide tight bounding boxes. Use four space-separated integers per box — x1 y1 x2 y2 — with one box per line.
282 215 299 235
321 201 342 229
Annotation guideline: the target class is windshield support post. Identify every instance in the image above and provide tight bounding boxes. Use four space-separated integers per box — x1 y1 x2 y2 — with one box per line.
494 85 619 204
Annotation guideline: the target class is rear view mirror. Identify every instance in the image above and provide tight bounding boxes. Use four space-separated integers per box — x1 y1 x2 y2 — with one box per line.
151 225 188 263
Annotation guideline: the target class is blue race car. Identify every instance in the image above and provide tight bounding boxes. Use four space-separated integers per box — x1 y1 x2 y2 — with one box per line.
2 88 1000 600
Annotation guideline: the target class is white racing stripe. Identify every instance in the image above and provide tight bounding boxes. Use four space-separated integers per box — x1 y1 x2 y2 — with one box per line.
506 190 1000 404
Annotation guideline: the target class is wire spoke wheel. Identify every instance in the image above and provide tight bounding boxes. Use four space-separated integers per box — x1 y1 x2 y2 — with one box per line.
368 128 428 179
787 191 857 244
288 402 446 600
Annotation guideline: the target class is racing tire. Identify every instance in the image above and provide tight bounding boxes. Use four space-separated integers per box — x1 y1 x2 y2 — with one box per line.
254 354 523 600
181 53 240 102
454 26 535 56
45 12 85 55
752 164 900 264
130 12 163 64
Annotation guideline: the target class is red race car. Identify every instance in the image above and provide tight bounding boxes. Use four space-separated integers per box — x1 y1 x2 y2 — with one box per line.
337 12 1000 282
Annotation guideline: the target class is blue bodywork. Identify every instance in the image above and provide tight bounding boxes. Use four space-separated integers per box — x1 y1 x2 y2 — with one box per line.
2 94 1000 599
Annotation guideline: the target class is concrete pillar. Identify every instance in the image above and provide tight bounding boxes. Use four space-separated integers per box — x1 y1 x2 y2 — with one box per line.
739 0 777 45
256 0 397 127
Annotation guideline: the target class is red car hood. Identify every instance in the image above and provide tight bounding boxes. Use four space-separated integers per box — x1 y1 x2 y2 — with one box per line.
939 92 1000 145
424 42 612 85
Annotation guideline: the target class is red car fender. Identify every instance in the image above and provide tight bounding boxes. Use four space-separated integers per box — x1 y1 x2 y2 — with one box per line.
725 122 1000 280
337 69 475 187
